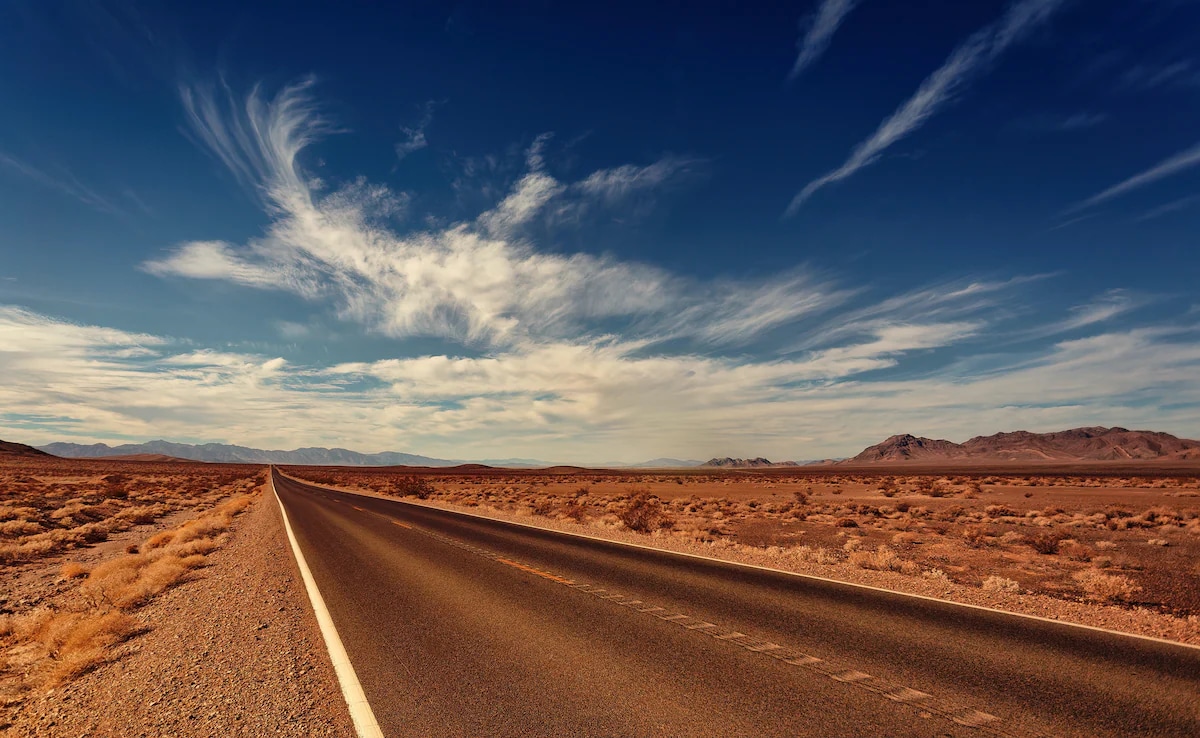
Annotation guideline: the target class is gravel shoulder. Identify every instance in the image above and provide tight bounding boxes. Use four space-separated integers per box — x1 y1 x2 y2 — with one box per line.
4 489 356 737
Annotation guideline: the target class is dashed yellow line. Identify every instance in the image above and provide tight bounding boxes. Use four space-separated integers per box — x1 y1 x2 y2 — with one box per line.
494 557 576 585
391 520 413 529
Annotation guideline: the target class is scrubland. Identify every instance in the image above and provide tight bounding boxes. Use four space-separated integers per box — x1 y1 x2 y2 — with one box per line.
288 465 1200 640
0 458 260 710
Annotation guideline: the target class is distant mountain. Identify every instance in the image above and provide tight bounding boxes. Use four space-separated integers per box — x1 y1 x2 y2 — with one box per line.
702 457 798 468
0 438 52 458
849 427 1200 463
850 435 971 463
626 458 705 468
39 440 464 467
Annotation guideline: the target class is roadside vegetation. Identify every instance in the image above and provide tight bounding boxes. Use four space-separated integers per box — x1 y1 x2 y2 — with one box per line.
0 459 260 706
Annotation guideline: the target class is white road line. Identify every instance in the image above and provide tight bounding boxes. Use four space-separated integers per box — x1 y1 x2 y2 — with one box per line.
271 473 385 738
282 472 1200 653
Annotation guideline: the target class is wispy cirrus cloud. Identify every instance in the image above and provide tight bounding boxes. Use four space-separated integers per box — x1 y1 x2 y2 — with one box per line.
1064 140 1200 216
395 99 440 161
151 81 744 348
0 152 126 216
1119 59 1200 91
1134 193 1200 222
784 0 1067 216
787 0 860 82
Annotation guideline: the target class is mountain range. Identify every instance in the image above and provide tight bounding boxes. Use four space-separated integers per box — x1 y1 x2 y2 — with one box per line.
6 426 1196 467
29 440 704 468
702 457 799 468
848 427 1200 463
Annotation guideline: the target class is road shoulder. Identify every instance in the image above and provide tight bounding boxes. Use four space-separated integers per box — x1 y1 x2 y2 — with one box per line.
5 488 357 737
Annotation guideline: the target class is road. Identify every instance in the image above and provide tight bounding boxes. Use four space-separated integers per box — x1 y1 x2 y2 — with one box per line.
271 470 1200 738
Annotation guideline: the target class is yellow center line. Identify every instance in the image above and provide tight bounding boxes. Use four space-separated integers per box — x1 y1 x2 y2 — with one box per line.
391 520 413 529
494 557 575 585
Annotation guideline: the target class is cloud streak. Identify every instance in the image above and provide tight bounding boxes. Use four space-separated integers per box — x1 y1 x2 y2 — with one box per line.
0 152 126 216
787 0 860 82
1065 140 1200 215
784 0 1066 216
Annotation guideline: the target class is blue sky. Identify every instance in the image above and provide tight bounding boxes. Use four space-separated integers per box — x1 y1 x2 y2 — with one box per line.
1 0 1198 462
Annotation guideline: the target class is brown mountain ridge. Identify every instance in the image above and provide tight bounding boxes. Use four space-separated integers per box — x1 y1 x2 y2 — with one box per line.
0 439 53 458
849 426 1200 463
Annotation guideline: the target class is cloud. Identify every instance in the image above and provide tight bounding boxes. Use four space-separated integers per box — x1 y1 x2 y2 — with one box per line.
1018 289 1144 340
1065 140 1200 215
787 0 860 82
0 152 125 216
1134 193 1200 222
103 76 1199 460
1119 60 1200 91
152 81 749 349
142 240 281 287
4 303 1198 462
784 0 1067 216
1017 111 1107 132
177 75 331 199
395 100 440 161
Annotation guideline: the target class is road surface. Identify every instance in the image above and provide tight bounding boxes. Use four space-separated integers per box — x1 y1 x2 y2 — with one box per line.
272 470 1200 737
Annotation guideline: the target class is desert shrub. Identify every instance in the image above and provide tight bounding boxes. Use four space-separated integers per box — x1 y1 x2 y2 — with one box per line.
0 519 43 537
961 525 990 548
1061 542 1095 562
1147 538 1169 547
834 517 858 528
617 490 674 533
981 575 1020 593
849 545 918 574
1074 569 1141 603
558 500 588 522
1030 531 1067 555
392 476 435 499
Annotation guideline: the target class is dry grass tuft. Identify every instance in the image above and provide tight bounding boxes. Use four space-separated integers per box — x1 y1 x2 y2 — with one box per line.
1074 569 1141 603
849 545 919 574
0 486 258 697
60 561 89 579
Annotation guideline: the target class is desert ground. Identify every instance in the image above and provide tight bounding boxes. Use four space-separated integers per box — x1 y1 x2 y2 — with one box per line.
285 463 1200 637
3 455 1198 734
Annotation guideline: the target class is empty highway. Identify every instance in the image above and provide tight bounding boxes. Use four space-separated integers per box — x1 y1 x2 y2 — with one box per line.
271 470 1200 738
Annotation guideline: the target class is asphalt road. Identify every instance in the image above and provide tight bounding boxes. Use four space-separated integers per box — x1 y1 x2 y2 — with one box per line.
272 470 1200 738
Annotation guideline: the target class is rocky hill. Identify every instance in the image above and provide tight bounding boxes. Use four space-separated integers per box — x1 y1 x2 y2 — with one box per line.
849 427 1200 463
0 439 52 457
702 457 798 468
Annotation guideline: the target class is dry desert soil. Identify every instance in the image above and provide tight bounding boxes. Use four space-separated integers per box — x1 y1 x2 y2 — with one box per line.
2 455 1199 733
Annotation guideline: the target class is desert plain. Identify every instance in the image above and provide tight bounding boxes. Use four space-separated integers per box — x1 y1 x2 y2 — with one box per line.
2 450 1199 734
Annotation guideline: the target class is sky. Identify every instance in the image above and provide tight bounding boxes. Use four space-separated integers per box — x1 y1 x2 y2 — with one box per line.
1 0 1198 463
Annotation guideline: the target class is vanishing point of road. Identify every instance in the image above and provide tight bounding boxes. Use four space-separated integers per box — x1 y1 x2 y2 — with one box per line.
272 470 1200 738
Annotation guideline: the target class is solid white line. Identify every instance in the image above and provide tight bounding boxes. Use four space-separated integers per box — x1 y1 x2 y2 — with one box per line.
276 470 1200 652
271 472 385 738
